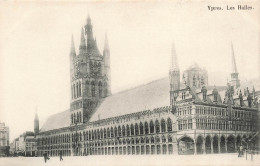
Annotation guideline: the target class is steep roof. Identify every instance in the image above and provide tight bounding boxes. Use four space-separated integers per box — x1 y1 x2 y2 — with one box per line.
89 77 170 121
40 110 70 132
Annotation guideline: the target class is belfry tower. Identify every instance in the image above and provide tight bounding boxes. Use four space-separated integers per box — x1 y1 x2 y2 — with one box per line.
230 42 240 89
169 42 180 105
69 15 111 125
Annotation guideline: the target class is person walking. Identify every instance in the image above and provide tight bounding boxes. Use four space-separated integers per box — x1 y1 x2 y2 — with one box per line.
240 145 243 157
43 152 50 163
237 146 241 157
59 151 63 161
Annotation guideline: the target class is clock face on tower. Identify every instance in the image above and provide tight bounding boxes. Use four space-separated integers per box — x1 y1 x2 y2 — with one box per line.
90 61 101 77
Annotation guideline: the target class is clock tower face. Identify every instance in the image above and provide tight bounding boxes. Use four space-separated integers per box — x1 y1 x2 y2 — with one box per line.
90 61 101 77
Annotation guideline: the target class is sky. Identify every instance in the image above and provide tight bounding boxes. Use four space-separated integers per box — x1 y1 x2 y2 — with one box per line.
0 1 259 141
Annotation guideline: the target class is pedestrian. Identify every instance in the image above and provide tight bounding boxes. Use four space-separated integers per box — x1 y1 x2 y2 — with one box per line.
43 152 47 163
237 146 241 157
59 151 63 161
240 145 244 157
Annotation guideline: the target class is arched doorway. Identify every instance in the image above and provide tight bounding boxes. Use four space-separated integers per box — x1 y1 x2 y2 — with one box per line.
213 135 218 153
205 136 211 154
196 136 203 154
178 136 194 155
220 136 226 153
227 135 235 153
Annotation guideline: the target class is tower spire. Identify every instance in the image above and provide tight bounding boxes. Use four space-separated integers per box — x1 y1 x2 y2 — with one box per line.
230 41 240 88
169 41 180 105
171 41 179 71
104 32 109 51
34 107 39 136
79 27 86 54
70 35 76 56
231 41 238 73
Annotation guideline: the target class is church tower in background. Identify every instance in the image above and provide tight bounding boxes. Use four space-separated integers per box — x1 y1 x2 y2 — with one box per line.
169 42 180 105
230 42 240 89
70 15 111 125
34 110 39 136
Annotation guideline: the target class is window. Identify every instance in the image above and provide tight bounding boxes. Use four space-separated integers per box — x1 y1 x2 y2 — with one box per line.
76 82 79 98
145 122 149 134
140 122 144 135
91 81 95 97
167 118 172 132
150 121 154 133
131 124 134 136
155 120 160 133
118 126 121 137
79 81 81 97
126 125 130 136
188 119 192 129
161 119 166 132
122 125 126 136
135 123 139 135
98 82 102 98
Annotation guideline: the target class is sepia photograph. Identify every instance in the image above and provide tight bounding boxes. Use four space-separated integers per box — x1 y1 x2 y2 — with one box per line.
0 0 259 166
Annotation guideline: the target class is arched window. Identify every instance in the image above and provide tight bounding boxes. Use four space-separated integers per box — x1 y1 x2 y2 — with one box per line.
79 112 82 122
135 123 139 135
122 125 126 136
156 135 160 143
130 124 134 136
140 122 144 135
73 84 76 99
151 136 155 143
107 128 110 138
145 122 149 134
76 82 79 98
193 76 196 87
71 86 74 99
114 126 117 137
167 118 172 132
76 112 79 123
103 128 106 139
146 137 149 143
111 127 114 138
94 130 97 140
91 130 94 140
168 135 172 142
100 129 103 139
155 120 160 133
118 126 121 137
86 81 90 96
98 82 102 98
150 121 154 133
161 119 166 132
162 135 166 143
79 81 81 97
89 131 91 140
86 131 89 140
71 114 73 124
91 81 95 97
126 125 130 136
96 129 100 139
73 113 76 123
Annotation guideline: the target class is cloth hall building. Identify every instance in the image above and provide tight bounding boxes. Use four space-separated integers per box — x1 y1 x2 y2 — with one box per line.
35 16 259 156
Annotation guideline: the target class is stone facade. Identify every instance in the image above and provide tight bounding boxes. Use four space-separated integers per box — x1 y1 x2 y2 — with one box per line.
0 122 9 157
35 16 259 157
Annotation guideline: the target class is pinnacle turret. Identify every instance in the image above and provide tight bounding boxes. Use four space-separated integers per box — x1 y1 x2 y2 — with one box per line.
170 42 179 71
79 27 86 54
104 33 109 51
70 35 76 56
231 41 238 73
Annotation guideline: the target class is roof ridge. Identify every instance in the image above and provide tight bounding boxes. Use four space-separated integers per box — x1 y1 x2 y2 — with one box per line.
111 77 168 96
